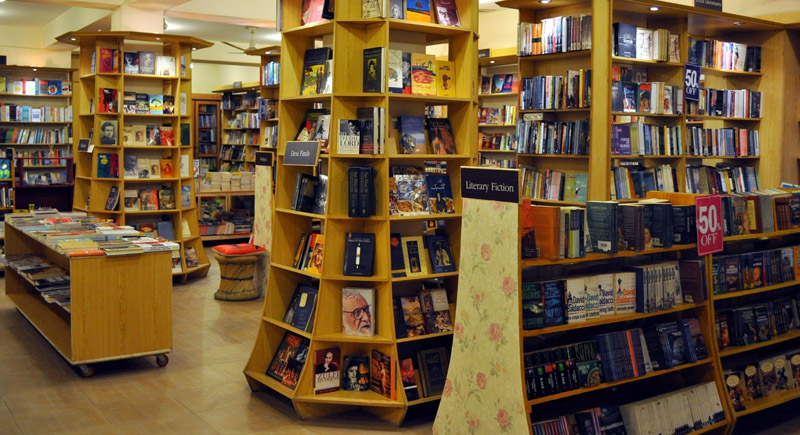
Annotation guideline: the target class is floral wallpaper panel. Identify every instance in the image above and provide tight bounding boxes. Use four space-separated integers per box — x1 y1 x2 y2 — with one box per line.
251 165 273 251
433 198 528 434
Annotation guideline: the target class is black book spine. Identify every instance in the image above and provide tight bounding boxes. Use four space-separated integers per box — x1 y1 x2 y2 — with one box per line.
348 167 359 217
358 166 372 217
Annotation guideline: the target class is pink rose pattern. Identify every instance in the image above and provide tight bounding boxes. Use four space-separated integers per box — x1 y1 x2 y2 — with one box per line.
433 199 526 434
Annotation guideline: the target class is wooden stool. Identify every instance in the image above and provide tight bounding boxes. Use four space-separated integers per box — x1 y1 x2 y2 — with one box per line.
214 251 265 301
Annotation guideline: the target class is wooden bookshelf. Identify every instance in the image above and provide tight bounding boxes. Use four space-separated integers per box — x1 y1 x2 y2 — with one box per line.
59 31 212 282
0 65 74 210
195 190 254 242
212 82 261 172
244 0 478 425
193 93 221 175
477 50 519 168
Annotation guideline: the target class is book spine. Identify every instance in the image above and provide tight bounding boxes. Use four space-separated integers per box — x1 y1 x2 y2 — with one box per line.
358 167 372 217
348 167 359 217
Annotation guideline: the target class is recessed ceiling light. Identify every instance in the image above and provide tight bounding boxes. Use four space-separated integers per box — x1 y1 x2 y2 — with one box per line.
265 51 271 54
155 37 161 40
192 47 196 51
32 68 37 71
650 6 659 11
539 0 551 3
734 21 744 25
490 60 496 64
189 63 193 69
70 37 76 41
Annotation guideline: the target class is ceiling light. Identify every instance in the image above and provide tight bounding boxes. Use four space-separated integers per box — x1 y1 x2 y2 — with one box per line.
490 60 495 64
155 37 161 40
192 47 196 51
734 21 744 25
650 6 659 11
32 68 37 71
265 51 271 54
189 63 193 69
539 0 551 3
70 37 76 41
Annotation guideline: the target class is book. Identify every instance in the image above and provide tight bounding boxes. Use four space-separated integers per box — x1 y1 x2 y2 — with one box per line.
426 118 456 154
435 60 455 96
283 284 319 332
410 53 436 96
341 287 375 336
136 93 149 114
157 55 176 76
400 358 420 401
418 288 453 333
123 154 138 179
183 246 200 268
394 174 429 216
104 186 120 211
370 349 397 400
343 232 375 277
342 355 370 391
314 348 341 394
96 153 118 178
363 47 384 93
123 189 139 211
613 23 637 58
160 159 174 178
306 234 325 275
406 0 431 22
163 95 175 115
398 116 426 154
337 119 361 154
311 173 328 215
402 52 412 94
362 0 382 18
388 49 404 93
401 235 428 276
587 201 619 253
542 280 566 326
417 347 448 396
158 186 175 209
99 48 115 73
123 91 137 113
400 295 427 337
149 94 163 114
300 48 332 96
432 0 460 26
425 234 455 273
156 221 175 241
522 282 544 329
266 331 310 390
390 233 406 277
566 278 587 324
138 51 156 74
425 173 454 214
99 120 118 145
613 272 636 314
139 188 159 210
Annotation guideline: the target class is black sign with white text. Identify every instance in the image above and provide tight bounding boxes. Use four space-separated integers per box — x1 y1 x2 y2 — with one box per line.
461 167 519 203
283 141 321 166
255 151 274 166
695 0 722 11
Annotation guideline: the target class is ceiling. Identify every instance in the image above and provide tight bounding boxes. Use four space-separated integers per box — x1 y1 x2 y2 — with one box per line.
165 17 281 46
0 0 71 26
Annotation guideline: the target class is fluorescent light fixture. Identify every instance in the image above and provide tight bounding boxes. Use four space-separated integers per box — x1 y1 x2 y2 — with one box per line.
32 68 37 71
265 51 272 54
650 6 659 11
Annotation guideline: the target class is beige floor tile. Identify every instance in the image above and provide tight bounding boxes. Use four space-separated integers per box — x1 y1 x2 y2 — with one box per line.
164 365 236 391
197 399 294 434
209 360 250 383
79 371 180 405
95 395 191 425
169 381 252 413
12 404 110 435
2 386 92 418
0 400 22 435
109 413 220 435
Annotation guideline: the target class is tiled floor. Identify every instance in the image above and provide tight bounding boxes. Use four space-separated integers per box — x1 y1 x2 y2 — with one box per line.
1 248 799 434
0 248 433 434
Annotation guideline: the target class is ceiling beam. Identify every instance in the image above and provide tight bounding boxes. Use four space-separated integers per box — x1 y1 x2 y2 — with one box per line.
42 7 111 47
164 10 275 28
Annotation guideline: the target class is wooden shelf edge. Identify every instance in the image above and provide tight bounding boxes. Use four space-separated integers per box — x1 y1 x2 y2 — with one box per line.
735 389 800 418
712 279 800 301
262 316 312 339
718 329 800 358
521 244 697 267
396 330 454 343
244 370 296 399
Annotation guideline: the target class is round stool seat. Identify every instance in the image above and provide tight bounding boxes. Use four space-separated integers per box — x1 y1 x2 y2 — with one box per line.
214 251 265 301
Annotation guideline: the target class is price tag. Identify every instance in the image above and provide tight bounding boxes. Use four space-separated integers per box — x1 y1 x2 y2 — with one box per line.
684 63 701 102
696 195 723 256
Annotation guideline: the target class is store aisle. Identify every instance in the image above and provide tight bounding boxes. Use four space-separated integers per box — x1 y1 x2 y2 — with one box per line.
0 248 431 435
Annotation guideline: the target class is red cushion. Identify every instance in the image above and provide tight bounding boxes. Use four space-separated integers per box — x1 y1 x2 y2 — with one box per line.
212 244 266 255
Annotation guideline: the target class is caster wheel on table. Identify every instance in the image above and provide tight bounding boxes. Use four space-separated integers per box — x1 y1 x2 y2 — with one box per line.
78 364 94 378
156 354 169 367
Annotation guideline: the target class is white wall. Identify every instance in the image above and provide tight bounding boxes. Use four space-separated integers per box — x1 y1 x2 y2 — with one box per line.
191 62 260 93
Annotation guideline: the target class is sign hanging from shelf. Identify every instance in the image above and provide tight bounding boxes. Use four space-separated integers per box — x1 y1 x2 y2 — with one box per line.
696 195 724 256
283 141 321 167
255 151 274 166
461 166 519 203
684 63 701 102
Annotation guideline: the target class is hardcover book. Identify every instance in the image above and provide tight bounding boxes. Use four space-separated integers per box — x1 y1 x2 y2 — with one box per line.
424 173 454 214
613 23 637 58
123 189 139 211
300 48 332 96
123 91 137 113
400 295 427 337
410 53 436 96
149 94 163 114
426 118 456 154
363 47 384 93
135 93 149 114
400 358 420 401
370 349 397 400
401 235 428 276
139 188 158 210
266 331 310 390
418 288 453 333
390 233 406 277
432 0 460 26
314 348 341 394
388 49 404 93
398 116 427 154
587 201 619 253
163 95 175 114
425 234 455 274
302 0 327 24
337 119 361 154
306 234 325 275
138 51 156 75
104 186 120 211
342 355 370 391
362 0 382 18
418 347 449 396
342 287 375 336
184 246 199 268
123 154 138 179
394 174 429 215
343 232 376 277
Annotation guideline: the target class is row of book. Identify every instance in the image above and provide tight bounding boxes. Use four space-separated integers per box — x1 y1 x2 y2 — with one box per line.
611 81 683 115
227 112 259 129
725 349 800 412
479 73 518 95
222 92 256 111
198 208 253 236
0 77 70 96
717 296 799 350
118 187 178 212
120 123 175 147
395 116 455 155
619 382 726 435
478 105 516 126
361 0 461 27
478 131 517 152
263 125 278 148
393 287 454 338
17 150 72 167
479 156 517 168
5 254 72 309
117 51 183 77
223 130 259 145
611 164 678 200
519 70 591 111
197 112 217 128
684 164 759 195
613 23 680 63
712 248 798 295
611 122 683 156
0 104 73 123
292 173 328 216
122 92 180 115
685 88 762 118
522 204 586 260
197 137 216 155
686 126 759 157
529 406 625 435
121 155 177 180
517 15 593 56
390 163 455 216
0 126 71 144
0 186 12 208
262 61 280 86
23 169 68 187
520 167 588 203
219 145 247 162
515 117 590 155
197 171 254 192
688 37 761 72
257 98 277 120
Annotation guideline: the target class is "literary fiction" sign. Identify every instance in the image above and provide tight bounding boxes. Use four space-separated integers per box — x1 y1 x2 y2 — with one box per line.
461 166 519 203
283 141 321 166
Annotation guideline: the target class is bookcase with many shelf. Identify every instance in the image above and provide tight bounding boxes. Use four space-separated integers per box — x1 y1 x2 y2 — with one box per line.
213 82 261 172
193 94 221 175
0 65 75 210
244 0 477 425
497 0 799 204
477 50 520 169
59 31 212 282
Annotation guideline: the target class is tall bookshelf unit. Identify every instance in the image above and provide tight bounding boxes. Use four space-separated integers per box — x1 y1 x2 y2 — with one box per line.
193 93 221 175
59 31 212 282
477 51 520 168
213 82 260 172
497 0 797 203
0 65 75 210
244 0 478 425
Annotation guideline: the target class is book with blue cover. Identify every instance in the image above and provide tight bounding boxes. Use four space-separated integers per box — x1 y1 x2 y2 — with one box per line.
283 283 319 332
543 280 566 327
397 116 426 154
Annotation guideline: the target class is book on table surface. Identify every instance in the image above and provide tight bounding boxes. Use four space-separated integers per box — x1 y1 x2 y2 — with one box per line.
343 232 375 277
266 331 309 390
283 283 319 332
314 347 341 394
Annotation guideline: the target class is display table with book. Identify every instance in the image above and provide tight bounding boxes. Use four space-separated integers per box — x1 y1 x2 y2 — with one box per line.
3 211 173 376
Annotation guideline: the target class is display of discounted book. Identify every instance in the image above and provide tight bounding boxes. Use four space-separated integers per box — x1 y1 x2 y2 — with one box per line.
696 195 723 256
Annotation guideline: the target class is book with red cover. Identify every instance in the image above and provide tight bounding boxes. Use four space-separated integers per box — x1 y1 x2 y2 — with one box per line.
301 0 326 25
531 205 561 260
99 48 115 73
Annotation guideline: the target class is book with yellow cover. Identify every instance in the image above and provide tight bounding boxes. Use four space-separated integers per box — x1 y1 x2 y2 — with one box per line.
411 53 436 96
435 60 455 97
306 234 325 275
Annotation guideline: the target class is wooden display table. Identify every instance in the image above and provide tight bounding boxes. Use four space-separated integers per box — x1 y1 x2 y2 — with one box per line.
3 221 172 376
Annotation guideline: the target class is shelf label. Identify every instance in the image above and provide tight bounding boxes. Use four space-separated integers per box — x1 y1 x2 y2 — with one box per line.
461 166 519 203
695 0 722 11
255 151 274 166
283 141 321 166
696 195 723 256
684 63 701 102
